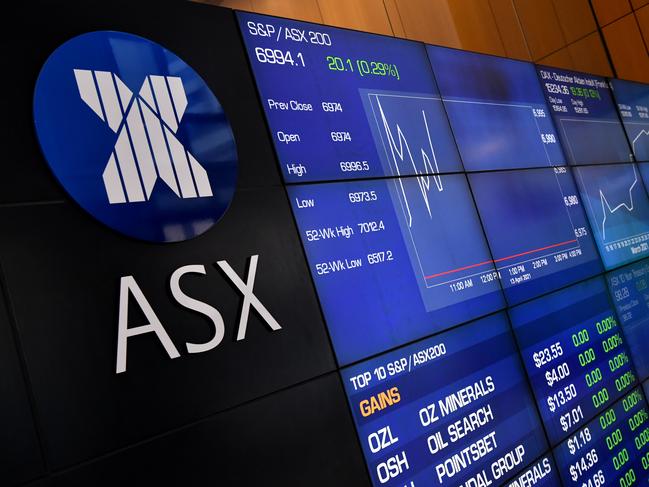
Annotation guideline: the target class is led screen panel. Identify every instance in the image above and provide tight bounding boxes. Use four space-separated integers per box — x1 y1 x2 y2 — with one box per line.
606 258 649 382
341 312 548 487
574 163 649 269
537 66 631 165
553 388 649 486
426 46 565 171
288 174 505 365
509 277 638 445
610 78 649 162
237 12 462 183
468 167 601 305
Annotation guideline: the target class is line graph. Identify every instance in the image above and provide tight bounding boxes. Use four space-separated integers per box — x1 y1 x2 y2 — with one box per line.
371 94 443 227
626 123 649 161
575 163 649 269
363 91 498 309
599 164 638 241
632 129 649 153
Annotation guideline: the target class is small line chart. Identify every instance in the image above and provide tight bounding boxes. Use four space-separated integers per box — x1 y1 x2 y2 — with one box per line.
576 162 649 268
599 164 638 242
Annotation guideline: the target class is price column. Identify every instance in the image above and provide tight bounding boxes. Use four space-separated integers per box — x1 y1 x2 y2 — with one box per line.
509 277 638 444
553 388 649 486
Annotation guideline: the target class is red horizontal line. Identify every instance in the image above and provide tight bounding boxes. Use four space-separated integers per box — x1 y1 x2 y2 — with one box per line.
424 239 578 280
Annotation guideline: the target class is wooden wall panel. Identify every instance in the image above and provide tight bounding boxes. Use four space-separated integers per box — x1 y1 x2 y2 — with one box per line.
446 0 505 56
552 0 597 44
383 0 406 37
251 0 323 23
538 46 574 71
632 0 649 9
636 4 649 47
603 14 649 82
567 32 613 76
591 0 632 26
489 0 531 60
393 0 461 48
317 0 394 36
513 0 566 60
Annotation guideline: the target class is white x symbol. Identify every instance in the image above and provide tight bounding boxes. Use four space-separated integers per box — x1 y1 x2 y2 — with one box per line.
74 70 213 204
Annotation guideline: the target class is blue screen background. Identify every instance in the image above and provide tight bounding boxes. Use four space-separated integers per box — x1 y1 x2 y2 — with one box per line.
468 168 602 305
426 46 565 171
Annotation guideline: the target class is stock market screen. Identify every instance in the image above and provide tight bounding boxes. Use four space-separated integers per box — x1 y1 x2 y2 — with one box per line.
574 163 649 269
426 46 565 171
537 66 631 165
606 258 649 382
509 277 638 445
610 78 649 162
468 167 601 305
238 10 649 487
237 11 462 183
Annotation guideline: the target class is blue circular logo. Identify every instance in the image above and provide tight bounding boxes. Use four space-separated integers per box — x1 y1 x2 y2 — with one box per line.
33 31 237 242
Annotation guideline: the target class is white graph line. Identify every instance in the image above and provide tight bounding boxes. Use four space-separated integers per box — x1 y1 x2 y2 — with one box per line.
374 95 443 228
633 129 649 153
599 164 638 241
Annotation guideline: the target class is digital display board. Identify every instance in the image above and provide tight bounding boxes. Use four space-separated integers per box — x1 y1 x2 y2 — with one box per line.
426 46 565 171
288 174 504 365
234 10 649 486
509 277 638 445
467 167 601 305
553 388 649 486
610 78 649 162
237 12 463 183
537 66 631 165
574 163 649 269
607 258 649 382
341 312 548 487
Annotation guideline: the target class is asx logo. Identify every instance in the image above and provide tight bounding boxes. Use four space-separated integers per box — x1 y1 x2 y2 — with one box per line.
74 70 213 204
34 31 237 242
